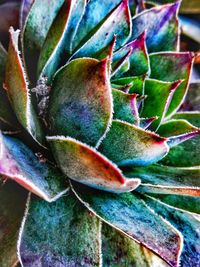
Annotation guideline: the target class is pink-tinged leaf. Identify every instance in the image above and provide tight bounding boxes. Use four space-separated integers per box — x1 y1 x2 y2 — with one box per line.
49 58 113 147
72 0 132 59
143 194 200 267
18 193 101 267
112 32 149 77
72 183 182 267
141 79 182 130
99 120 169 167
140 117 158 129
0 134 69 202
38 0 86 81
5 28 44 145
125 164 200 196
131 2 180 52
20 0 34 30
149 52 194 118
0 181 27 267
0 1 20 44
47 136 140 193
112 89 139 125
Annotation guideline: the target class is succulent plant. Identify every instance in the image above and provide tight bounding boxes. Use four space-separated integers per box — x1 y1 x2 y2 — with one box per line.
0 0 200 266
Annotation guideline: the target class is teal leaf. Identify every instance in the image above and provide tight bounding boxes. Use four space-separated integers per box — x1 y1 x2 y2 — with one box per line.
47 136 140 193
72 0 132 58
143 195 200 267
125 164 200 196
130 2 180 52
5 28 45 145
149 52 194 117
72 183 182 267
0 181 27 267
0 134 69 201
112 32 149 77
18 192 101 267
141 79 182 130
112 89 139 125
160 112 200 167
20 0 34 30
99 120 169 167
48 58 112 147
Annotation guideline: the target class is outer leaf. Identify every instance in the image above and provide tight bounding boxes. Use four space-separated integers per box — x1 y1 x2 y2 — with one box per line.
47 136 140 193
130 2 180 53
112 89 139 125
112 32 149 77
0 181 27 267
161 112 200 167
149 52 194 117
72 0 132 58
48 58 112 147
72 183 182 267
38 0 86 81
143 195 200 267
99 120 169 167
0 134 69 202
18 193 101 267
125 164 200 196
141 79 182 130
5 28 44 145
72 0 122 50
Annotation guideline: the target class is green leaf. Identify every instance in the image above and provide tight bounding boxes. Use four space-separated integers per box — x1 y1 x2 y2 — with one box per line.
143 194 200 266
99 120 169 167
139 116 158 129
18 192 101 267
160 112 200 167
125 164 200 196
112 32 149 77
72 183 182 267
141 79 182 130
5 28 45 145
49 58 113 147
38 0 86 82
47 136 140 193
72 0 132 59
0 181 27 267
149 52 194 117
72 0 122 51
112 89 139 125
130 2 180 53
0 134 69 201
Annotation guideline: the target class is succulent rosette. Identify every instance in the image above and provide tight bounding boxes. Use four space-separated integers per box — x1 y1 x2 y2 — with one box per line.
0 0 200 266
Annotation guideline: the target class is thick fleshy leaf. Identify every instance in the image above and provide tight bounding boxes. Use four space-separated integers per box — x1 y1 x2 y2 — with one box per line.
18 193 101 267
125 164 200 196
181 83 200 111
149 52 194 117
149 194 200 215
72 0 132 58
99 120 169 167
102 223 156 267
130 2 180 53
143 195 200 267
72 183 182 267
112 32 149 77
112 75 145 94
0 181 27 267
72 0 122 51
38 0 86 81
49 58 112 147
140 117 158 129
161 112 200 167
0 43 18 129
141 79 182 130
47 136 140 193
0 134 69 201
112 89 139 125
5 28 44 145
20 0 34 30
